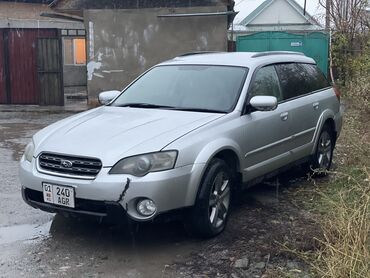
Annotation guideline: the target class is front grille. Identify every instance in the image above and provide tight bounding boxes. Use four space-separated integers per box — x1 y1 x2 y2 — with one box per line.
38 152 102 178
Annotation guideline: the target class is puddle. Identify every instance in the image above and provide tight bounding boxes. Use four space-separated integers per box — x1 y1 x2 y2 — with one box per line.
0 221 52 245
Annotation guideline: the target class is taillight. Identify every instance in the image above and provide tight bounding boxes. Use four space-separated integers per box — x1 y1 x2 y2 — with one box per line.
333 85 341 102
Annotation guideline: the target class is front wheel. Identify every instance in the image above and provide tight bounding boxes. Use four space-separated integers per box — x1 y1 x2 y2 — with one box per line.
186 158 233 238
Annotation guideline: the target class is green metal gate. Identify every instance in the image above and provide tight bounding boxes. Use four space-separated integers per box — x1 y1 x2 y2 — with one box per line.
236 31 329 75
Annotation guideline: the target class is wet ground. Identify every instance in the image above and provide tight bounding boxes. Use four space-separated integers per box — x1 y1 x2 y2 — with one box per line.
0 111 320 278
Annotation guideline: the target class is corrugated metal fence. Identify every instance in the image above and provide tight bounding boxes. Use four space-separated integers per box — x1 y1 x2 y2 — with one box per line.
0 28 63 105
237 31 329 76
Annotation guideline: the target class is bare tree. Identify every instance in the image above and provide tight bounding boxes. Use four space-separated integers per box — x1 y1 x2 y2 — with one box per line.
319 0 369 82
319 0 369 40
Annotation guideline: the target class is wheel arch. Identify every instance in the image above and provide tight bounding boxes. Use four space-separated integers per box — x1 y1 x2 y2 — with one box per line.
213 149 242 185
311 110 338 154
323 118 337 139
192 139 243 202
194 138 242 176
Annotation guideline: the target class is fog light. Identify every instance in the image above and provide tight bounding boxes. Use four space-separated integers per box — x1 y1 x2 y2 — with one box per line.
137 199 157 216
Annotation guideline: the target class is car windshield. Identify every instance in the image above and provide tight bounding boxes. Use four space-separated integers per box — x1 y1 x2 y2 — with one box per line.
111 65 248 113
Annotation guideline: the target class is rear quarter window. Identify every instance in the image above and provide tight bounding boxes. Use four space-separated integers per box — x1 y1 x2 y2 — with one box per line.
275 63 331 101
299 63 330 92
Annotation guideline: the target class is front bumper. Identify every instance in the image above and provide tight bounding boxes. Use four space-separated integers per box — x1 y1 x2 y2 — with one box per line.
22 186 126 221
19 158 205 221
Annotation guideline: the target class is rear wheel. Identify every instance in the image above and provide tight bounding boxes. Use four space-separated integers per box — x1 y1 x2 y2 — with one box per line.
187 158 233 238
310 125 335 174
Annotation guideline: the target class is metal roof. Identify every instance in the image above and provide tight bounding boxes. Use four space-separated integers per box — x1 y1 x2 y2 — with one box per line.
0 0 52 3
49 0 234 9
239 0 321 27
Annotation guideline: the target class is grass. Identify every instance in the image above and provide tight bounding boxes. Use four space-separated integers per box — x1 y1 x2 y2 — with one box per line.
300 85 370 277
312 168 370 278
275 72 370 277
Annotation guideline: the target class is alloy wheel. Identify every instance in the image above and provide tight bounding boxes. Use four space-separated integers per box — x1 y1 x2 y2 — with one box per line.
208 171 231 229
317 130 332 170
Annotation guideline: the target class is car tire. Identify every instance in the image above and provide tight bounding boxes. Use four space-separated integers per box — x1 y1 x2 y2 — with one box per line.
186 158 233 238
309 124 335 175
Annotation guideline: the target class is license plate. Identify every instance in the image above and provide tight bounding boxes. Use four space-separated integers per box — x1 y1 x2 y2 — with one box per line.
42 183 75 208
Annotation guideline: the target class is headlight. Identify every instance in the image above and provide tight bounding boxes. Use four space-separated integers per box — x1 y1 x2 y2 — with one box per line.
24 140 35 162
109 151 178 176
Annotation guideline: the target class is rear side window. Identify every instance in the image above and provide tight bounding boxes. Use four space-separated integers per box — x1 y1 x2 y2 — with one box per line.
249 65 282 101
275 63 308 100
300 64 330 92
275 63 330 101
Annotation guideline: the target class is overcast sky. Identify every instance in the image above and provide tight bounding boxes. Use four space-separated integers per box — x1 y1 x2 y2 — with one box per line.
234 0 325 24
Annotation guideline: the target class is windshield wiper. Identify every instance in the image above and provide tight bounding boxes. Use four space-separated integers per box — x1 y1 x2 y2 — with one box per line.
171 107 227 113
116 103 176 109
116 103 226 113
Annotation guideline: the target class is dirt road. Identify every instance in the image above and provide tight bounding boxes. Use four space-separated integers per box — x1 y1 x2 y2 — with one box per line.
0 111 319 278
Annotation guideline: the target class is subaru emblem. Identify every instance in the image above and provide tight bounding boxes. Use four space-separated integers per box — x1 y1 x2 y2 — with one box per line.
61 160 73 168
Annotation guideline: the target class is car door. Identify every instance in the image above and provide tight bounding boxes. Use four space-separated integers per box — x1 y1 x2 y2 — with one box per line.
274 63 328 161
240 65 294 181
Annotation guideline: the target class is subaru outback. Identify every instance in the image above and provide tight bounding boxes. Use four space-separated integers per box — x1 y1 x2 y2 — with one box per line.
20 52 343 237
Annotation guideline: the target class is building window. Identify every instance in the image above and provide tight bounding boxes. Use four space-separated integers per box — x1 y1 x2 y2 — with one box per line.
63 38 86 65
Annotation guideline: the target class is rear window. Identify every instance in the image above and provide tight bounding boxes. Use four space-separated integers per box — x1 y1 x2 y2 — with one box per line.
275 63 330 101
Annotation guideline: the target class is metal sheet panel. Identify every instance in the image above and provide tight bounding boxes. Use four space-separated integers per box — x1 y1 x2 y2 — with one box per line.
236 31 329 76
38 37 64 106
8 29 57 104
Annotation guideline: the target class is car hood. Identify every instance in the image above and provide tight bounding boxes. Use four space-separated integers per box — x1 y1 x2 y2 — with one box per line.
34 106 223 166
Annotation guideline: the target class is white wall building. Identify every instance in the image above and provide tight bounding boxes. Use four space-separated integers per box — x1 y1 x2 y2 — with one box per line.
231 0 323 40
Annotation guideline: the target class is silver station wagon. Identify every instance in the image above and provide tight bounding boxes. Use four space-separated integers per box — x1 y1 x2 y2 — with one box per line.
20 52 343 237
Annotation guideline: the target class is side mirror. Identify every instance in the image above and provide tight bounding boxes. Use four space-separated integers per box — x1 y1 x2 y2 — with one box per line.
249 96 278 112
98 90 121 105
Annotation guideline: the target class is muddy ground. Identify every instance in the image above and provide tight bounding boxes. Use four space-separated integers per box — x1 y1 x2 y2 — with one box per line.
0 111 324 278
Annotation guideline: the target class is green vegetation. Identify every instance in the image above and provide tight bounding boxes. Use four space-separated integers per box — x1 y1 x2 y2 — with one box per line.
305 50 370 277
276 42 370 277
312 156 369 277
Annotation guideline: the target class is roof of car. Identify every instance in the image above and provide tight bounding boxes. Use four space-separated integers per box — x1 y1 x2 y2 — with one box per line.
160 51 316 68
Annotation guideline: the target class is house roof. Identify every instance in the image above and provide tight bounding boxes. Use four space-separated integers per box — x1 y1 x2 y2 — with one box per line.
48 0 236 25
0 1 84 28
0 0 52 3
0 1 56 21
50 0 234 10
239 0 320 27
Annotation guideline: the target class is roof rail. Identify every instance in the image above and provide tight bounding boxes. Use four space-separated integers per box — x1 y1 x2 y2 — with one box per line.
178 51 221 57
251 51 305 58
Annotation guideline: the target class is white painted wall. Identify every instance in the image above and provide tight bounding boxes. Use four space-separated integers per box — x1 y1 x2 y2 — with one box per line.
234 0 323 24
249 0 308 25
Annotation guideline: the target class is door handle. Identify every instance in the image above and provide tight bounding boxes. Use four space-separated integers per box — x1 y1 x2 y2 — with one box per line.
280 112 289 121
313 102 320 110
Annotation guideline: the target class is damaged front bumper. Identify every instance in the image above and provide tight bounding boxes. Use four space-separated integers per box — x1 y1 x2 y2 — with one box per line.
22 186 126 222
19 158 205 221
